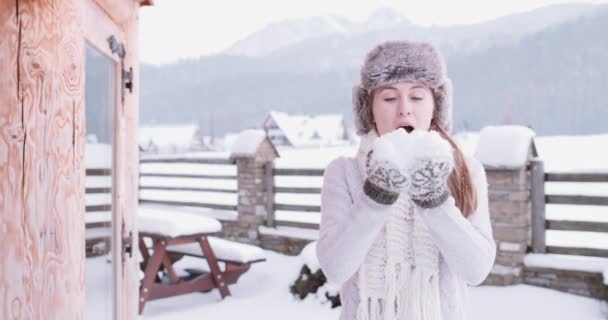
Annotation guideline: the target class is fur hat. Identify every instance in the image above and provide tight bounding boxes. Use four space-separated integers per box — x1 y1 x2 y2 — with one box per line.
353 40 453 135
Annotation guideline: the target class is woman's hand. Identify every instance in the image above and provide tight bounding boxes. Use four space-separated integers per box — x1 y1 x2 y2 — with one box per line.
363 129 410 205
405 130 454 208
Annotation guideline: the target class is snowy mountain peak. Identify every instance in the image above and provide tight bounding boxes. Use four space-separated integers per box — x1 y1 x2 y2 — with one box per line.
366 7 409 28
225 16 352 57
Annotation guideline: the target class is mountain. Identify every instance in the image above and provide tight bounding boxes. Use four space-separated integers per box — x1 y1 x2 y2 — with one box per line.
262 3 601 72
225 7 412 57
139 4 608 137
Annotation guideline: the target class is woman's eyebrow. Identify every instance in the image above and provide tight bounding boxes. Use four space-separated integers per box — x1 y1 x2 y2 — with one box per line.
378 86 399 93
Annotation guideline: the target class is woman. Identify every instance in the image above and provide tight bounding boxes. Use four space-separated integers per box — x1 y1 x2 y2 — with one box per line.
316 40 496 320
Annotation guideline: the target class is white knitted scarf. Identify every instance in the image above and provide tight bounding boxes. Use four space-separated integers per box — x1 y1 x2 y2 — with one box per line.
356 131 442 320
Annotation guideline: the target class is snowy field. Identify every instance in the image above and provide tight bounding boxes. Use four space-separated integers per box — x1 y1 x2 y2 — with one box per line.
135 249 607 320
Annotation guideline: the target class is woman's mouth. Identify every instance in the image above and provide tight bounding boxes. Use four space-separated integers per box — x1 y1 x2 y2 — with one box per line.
400 125 414 133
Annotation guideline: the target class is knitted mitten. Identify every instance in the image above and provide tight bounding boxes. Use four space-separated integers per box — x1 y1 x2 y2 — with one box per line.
364 129 410 205
405 130 454 208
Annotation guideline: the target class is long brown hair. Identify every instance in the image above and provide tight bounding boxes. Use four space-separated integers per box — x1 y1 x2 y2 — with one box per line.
430 119 477 217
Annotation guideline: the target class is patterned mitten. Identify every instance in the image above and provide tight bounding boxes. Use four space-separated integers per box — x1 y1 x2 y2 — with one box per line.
364 129 410 205
405 130 454 208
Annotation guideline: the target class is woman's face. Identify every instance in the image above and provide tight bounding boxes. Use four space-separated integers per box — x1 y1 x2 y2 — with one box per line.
371 81 435 136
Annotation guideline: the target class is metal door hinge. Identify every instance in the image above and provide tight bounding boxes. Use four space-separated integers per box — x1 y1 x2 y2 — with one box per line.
121 219 133 265
107 35 133 105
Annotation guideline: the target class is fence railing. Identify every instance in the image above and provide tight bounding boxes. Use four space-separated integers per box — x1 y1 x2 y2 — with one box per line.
138 156 239 215
531 159 608 257
268 167 324 229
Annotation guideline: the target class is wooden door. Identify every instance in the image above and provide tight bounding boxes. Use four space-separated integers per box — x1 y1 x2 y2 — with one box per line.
84 1 140 319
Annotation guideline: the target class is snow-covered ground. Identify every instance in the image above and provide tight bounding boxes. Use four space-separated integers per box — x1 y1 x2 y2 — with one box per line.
134 249 607 320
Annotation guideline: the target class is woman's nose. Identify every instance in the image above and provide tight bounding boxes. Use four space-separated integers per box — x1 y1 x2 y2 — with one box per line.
398 100 413 116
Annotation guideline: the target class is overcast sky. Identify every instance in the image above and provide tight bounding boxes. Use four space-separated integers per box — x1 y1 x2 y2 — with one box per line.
139 0 607 65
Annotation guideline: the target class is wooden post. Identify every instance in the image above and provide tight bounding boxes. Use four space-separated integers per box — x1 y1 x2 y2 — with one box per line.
264 162 275 227
1 0 86 318
531 158 546 253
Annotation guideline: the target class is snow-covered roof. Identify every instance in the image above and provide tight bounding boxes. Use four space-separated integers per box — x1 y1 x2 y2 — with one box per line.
139 124 200 147
474 125 536 168
266 111 345 146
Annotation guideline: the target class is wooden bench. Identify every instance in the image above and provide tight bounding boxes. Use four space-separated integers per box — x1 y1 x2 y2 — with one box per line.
138 208 265 314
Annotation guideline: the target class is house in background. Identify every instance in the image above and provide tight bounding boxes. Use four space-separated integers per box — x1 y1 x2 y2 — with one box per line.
262 111 352 148
139 124 208 154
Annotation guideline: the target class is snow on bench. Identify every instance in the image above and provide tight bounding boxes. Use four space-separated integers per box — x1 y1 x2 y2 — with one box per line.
168 237 266 264
139 207 222 237
138 207 265 264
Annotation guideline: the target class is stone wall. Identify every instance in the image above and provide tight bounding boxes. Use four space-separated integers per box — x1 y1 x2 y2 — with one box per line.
524 266 607 300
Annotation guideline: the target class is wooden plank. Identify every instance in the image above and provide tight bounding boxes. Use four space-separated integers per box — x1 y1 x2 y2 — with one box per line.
0 1 26 319
86 221 112 229
274 187 322 194
139 173 237 180
138 186 236 194
545 172 608 183
138 199 237 211
86 187 112 194
92 0 133 25
118 3 141 319
546 195 608 206
272 168 324 176
546 220 608 233
531 159 546 253
140 157 235 165
86 204 112 212
86 168 112 176
0 0 87 318
274 203 321 212
274 220 319 230
546 246 608 258
265 162 275 227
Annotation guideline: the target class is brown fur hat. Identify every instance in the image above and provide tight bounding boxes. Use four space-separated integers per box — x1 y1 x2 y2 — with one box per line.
353 40 453 135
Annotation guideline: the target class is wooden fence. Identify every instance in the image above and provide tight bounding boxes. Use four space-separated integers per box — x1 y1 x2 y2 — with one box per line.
531 159 608 257
137 156 325 229
83 155 608 260
85 168 112 257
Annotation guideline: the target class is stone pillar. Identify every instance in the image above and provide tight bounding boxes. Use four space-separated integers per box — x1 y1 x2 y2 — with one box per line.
474 126 537 286
484 167 532 285
228 130 278 245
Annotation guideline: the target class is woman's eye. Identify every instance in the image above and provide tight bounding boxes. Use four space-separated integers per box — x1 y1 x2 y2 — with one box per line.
384 97 397 102
411 96 424 101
